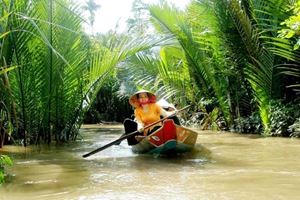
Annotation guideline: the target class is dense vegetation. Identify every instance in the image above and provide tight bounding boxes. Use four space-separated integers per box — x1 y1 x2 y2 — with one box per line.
0 155 12 184
1 0 300 152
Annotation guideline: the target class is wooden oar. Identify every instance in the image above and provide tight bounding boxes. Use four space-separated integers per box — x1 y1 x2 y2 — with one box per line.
82 105 190 158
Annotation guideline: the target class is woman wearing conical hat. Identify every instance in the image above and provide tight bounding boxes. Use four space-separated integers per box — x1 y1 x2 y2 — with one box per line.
124 90 170 145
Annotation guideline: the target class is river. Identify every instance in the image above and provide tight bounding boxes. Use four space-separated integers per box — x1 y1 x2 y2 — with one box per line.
0 124 299 200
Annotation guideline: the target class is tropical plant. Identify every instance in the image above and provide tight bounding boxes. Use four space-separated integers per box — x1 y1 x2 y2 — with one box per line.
0 154 12 185
0 101 13 148
117 46 192 103
289 117 300 137
268 99 300 136
273 1 300 92
0 0 169 146
139 0 300 135
216 0 274 135
82 0 101 34
278 1 300 50
84 77 132 123
1 0 299 142
146 1 233 127
211 0 300 135
1 0 92 144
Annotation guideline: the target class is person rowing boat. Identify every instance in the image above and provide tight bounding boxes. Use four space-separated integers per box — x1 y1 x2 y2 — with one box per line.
124 90 175 145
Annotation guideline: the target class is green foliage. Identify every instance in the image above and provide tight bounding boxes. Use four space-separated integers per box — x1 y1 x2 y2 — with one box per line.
232 112 262 134
289 117 300 137
0 155 13 184
0 101 13 148
0 65 18 75
2 0 92 144
1 0 300 141
84 78 132 123
273 1 300 92
182 97 223 130
268 100 300 136
1 0 159 146
222 0 275 134
120 0 300 136
212 0 300 135
148 1 232 126
278 1 300 50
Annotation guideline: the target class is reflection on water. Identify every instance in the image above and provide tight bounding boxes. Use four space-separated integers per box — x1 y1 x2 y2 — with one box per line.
0 125 300 200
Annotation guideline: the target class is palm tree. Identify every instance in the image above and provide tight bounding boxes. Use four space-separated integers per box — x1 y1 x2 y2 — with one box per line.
141 0 299 134
216 0 298 135
146 1 232 127
82 0 101 34
1 0 169 146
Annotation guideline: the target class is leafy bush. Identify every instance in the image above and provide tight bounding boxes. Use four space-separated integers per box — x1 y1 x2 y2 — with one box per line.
0 155 13 185
183 98 223 130
268 100 300 137
289 118 300 137
84 80 132 123
231 112 262 134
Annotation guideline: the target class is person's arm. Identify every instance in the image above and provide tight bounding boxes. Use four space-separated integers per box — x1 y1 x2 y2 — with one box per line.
134 109 144 132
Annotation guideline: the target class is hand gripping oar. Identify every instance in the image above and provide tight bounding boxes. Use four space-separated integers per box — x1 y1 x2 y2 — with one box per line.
82 105 190 158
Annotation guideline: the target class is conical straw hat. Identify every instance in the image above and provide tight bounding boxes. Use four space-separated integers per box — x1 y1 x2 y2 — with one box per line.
129 90 156 107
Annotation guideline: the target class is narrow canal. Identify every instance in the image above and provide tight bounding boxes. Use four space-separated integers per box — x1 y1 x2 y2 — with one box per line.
1 124 299 200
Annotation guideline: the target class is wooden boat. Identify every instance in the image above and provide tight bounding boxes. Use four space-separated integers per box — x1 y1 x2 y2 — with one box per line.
131 119 198 154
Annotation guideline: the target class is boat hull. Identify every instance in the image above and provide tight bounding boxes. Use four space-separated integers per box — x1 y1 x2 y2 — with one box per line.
131 119 198 155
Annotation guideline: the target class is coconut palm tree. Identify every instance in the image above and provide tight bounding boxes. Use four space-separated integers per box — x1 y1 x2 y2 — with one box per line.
82 0 101 34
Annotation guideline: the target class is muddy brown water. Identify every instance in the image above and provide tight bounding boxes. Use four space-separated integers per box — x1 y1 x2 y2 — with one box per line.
0 124 299 200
